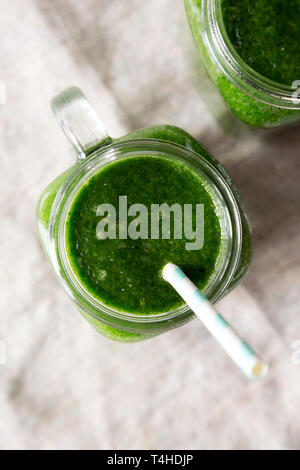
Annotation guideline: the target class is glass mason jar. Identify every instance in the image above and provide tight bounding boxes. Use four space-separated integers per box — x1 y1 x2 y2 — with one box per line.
185 0 300 128
36 87 252 342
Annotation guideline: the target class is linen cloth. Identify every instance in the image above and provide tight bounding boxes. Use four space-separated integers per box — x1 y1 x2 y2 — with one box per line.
1 0 300 450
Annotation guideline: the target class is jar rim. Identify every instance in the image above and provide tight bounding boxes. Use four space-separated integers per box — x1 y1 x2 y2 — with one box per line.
49 139 242 334
201 0 300 110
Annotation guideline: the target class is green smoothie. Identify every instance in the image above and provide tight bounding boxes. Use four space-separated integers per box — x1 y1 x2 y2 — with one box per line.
66 156 221 315
37 124 252 342
185 0 300 128
222 0 300 86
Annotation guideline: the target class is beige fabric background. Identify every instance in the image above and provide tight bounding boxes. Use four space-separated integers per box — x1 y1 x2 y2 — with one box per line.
1 0 300 450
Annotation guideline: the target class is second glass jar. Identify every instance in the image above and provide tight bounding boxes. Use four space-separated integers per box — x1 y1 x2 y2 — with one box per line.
185 0 300 128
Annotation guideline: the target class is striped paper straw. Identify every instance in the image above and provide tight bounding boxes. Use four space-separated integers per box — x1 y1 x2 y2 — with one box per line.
162 263 268 379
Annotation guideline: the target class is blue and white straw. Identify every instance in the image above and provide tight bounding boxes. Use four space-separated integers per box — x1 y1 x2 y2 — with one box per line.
162 263 268 379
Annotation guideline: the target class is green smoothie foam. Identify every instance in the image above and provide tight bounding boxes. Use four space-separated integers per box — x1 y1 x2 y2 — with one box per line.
222 0 300 86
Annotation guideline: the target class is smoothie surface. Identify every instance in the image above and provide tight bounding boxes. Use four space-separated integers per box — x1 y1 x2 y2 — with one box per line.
65 156 222 315
222 0 300 86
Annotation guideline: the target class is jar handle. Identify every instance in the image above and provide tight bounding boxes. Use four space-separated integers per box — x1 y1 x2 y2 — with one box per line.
51 87 111 161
